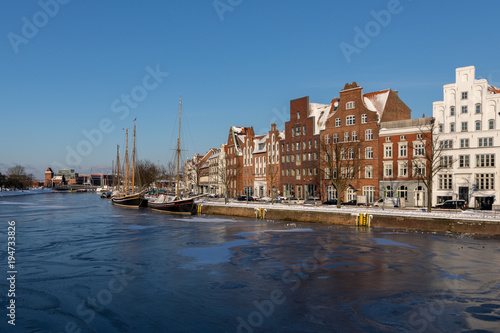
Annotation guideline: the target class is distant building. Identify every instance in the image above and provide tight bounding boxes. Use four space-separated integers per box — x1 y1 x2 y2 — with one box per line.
44 167 54 187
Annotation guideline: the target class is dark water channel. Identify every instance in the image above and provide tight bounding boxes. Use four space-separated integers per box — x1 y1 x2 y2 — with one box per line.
0 193 499 332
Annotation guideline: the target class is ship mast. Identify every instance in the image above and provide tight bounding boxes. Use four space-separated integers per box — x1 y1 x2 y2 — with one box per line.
124 128 129 196
176 95 181 199
132 123 136 194
116 145 120 192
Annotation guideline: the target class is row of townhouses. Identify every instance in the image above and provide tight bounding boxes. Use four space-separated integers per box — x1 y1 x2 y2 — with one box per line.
184 66 500 209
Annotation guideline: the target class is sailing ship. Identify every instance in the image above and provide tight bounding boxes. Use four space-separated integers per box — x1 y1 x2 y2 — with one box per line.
149 96 199 214
111 123 147 208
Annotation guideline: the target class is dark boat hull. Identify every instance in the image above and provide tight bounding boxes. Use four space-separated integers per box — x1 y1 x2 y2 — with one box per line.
111 192 145 209
149 198 194 214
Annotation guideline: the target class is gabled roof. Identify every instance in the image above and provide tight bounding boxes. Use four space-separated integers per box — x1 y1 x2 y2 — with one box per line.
309 102 332 135
363 89 391 115
252 134 269 154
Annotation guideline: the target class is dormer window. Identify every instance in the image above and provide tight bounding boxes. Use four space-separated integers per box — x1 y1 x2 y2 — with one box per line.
346 101 355 110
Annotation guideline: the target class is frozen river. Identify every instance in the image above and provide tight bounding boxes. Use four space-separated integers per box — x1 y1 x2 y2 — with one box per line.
0 193 499 332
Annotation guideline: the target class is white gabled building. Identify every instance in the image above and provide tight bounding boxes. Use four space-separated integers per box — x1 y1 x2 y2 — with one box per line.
433 66 500 209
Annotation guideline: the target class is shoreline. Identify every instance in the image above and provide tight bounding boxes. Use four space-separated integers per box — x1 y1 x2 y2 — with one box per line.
195 201 500 236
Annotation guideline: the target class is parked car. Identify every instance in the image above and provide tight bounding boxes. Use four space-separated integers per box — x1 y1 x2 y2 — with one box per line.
258 196 272 202
237 195 255 201
342 199 358 206
322 199 340 205
273 196 286 203
435 200 467 210
304 197 321 206
373 197 400 208
287 197 303 205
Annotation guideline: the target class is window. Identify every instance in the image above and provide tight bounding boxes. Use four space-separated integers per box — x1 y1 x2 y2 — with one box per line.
308 140 312 149
365 165 373 178
297 111 300 119
325 134 330 144
398 162 408 177
346 101 355 109
450 123 455 132
282 144 284 152
296 154 300 162
352 131 357 141
478 137 493 147
296 126 301 136
385 186 394 198
450 106 455 116
363 186 375 203
413 160 426 177
287 143 290 151
460 138 469 148
286 155 290 162
315 140 318 148
346 115 355 125
303 126 306 136
344 132 349 142
384 163 393 178
348 149 354 160
461 91 468 100
365 129 373 141
365 147 373 159
314 152 318 160
361 114 367 123
438 174 453 190
461 106 468 114
384 145 392 158
475 174 494 190
399 143 407 157
417 134 422 140
440 140 453 149
385 137 391 142
400 135 406 141
440 155 453 168
297 142 300 150
461 122 468 132
476 104 481 114
397 186 408 200
333 133 339 143
291 155 295 162
414 143 425 156
476 154 495 167
459 155 470 168
475 121 481 131
439 124 443 133
335 118 341 127
489 120 495 130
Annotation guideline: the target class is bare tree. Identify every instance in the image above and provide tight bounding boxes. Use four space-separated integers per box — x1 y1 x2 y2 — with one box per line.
6 165 33 189
266 163 280 205
134 160 158 189
410 119 450 212
319 138 362 208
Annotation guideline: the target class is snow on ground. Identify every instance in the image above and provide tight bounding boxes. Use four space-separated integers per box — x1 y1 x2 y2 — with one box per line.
0 189 54 198
197 199 500 222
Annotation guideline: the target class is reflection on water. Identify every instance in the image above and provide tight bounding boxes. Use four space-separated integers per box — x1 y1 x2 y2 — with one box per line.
0 193 499 332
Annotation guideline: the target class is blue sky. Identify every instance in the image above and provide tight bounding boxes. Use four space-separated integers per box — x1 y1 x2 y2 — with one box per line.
1 0 500 179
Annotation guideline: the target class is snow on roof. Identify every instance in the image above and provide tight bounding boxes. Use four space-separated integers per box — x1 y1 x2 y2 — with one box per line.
232 126 244 134
309 103 332 135
488 85 500 94
252 134 269 154
279 131 285 140
363 89 390 116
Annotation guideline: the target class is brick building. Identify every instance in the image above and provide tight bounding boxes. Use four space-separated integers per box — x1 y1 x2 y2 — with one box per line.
226 126 254 198
280 96 330 199
320 82 412 203
378 117 433 207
